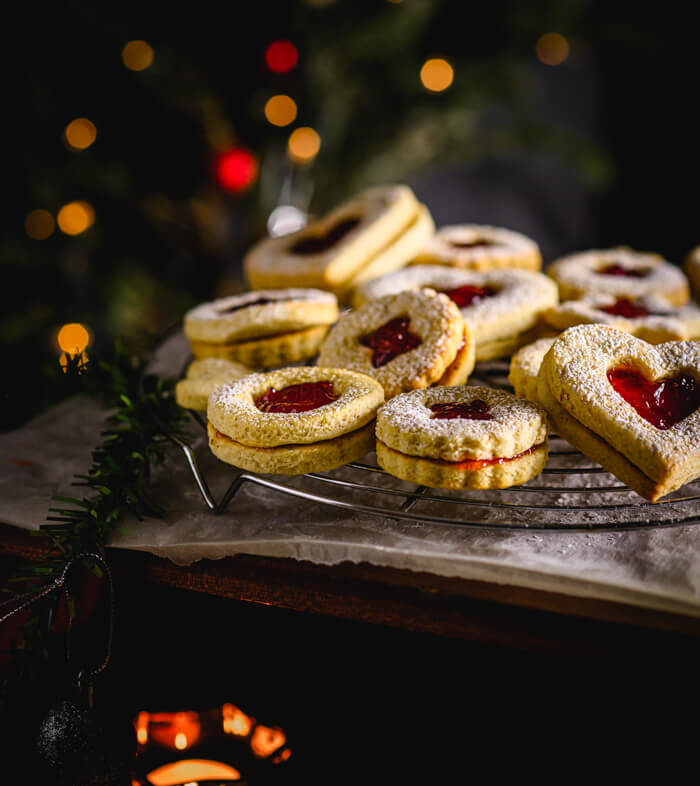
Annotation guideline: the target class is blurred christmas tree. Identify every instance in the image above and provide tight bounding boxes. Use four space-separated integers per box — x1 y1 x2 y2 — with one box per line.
6 0 693 429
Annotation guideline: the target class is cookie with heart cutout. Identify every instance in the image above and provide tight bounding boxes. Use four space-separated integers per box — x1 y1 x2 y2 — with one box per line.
537 324 700 502
175 357 253 411
542 293 700 344
375 385 549 490
184 288 338 367
508 337 557 404
243 185 434 298
410 224 542 272
316 289 472 400
207 366 384 474
685 245 700 299
546 248 690 305
353 265 558 361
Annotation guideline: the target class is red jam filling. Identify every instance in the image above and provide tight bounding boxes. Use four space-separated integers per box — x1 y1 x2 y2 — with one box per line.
255 381 339 413
430 399 493 420
436 443 540 471
440 284 498 308
599 297 650 319
290 217 361 255
449 239 497 249
217 296 280 314
597 263 649 278
360 317 422 367
607 366 700 429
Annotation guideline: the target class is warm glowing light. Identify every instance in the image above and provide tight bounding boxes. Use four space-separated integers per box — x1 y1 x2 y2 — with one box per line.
60 351 88 372
25 209 55 240
420 58 454 92
287 126 321 164
57 201 95 235
146 759 240 786
264 94 298 127
149 711 201 750
265 40 298 73
64 118 97 150
136 711 150 745
215 148 258 192
272 748 292 764
222 703 254 737
250 725 286 758
122 40 154 71
536 32 570 66
57 323 90 354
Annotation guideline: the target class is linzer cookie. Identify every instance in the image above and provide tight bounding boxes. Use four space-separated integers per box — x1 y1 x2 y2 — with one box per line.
184 288 338 367
508 337 557 404
685 245 700 299
543 293 700 344
353 265 557 361
537 324 700 502
546 248 690 305
175 357 252 411
375 386 549 490
317 289 473 400
208 366 384 474
243 185 434 298
411 224 542 272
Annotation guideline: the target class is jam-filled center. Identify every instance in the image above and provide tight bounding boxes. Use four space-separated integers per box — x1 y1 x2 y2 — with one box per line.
449 238 498 249
290 217 361 255
599 297 650 319
217 295 283 314
429 398 493 420
255 380 339 413
360 317 422 367
440 284 498 308
597 263 650 278
607 366 700 429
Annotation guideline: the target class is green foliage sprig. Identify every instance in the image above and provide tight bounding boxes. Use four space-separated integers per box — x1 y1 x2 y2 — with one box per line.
1 342 188 701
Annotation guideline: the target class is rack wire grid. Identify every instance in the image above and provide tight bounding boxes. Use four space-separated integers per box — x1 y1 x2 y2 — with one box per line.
172 359 700 532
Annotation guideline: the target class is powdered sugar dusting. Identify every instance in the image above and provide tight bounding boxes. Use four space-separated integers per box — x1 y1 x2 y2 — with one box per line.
414 224 540 266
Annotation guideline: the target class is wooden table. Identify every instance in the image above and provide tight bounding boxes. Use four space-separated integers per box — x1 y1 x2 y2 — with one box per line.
3 521 699 668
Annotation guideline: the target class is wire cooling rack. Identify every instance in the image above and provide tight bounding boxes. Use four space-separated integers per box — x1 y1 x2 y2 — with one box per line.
171 359 700 532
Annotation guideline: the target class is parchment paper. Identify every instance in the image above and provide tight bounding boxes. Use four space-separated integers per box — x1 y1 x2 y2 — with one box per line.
2 330 699 619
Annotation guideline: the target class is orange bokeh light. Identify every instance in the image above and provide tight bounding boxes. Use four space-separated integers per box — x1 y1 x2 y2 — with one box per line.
148 711 201 750
536 33 570 66
64 118 97 150
287 127 321 164
420 58 454 92
222 703 254 737
122 39 154 71
25 209 55 240
57 322 90 354
57 200 95 235
264 94 298 127
250 724 286 758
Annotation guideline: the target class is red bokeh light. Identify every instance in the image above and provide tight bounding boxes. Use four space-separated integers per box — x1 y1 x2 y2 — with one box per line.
215 148 258 192
265 40 298 73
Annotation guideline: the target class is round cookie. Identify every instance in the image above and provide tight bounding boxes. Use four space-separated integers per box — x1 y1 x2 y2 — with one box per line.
353 265 558 361
543 293 700 344
411 224 542 272
508 337 557 403
243 185 433 296
546 248 690 305
184 288 338 368
316 289 471 400
175 357 252 411
375 386 549 490
208 366 384 475
684 246 700 299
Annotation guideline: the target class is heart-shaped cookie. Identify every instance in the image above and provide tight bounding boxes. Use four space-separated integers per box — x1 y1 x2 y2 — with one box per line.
537 324 700 501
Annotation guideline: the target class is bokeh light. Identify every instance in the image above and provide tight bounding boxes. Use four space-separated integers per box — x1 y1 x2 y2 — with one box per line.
536 33 570 66
420 58 454 92
63 118 97 151
121 40 154 71
57 201 95 235
287 127 321 164
264 94 298 127
25 209 55 240
215 147 258 191
57 322 90 354
265 40 298 73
